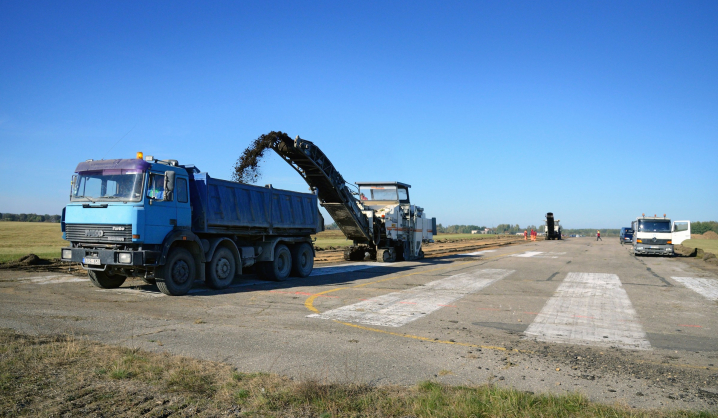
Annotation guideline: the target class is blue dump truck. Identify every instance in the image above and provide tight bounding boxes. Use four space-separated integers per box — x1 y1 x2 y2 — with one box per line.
60 153 323 295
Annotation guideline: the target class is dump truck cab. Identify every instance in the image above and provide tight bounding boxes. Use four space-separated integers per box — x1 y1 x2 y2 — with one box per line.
61 156 196 274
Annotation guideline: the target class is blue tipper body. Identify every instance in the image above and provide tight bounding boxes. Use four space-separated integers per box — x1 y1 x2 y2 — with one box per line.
190 173 320 235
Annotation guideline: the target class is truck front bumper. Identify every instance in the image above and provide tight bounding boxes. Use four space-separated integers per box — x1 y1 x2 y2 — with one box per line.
60 247 160 267
634 244 673 256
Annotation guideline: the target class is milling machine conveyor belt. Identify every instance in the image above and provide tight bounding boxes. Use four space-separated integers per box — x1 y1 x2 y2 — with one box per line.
272 136 374 244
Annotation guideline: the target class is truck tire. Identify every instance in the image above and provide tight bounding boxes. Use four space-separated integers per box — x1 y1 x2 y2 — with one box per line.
259 244 292 281
157 247 195 296
206 247 236 289
88 270 126 289
290 243 314 278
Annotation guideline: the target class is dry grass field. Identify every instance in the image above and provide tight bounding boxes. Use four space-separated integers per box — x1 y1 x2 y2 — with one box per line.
0 222 65 263
1 328 709 418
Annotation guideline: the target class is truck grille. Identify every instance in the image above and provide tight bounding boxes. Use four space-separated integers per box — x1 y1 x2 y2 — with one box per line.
638 238 670 245
65 224 132 243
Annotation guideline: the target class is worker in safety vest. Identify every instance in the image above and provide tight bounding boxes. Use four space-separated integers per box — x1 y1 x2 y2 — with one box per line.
596 230 602 241
523 230 527 240
531 229 536 241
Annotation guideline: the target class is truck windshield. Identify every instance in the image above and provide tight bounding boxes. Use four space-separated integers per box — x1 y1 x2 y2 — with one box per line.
359 186 397 201
71 171 144 202
638 221 671 232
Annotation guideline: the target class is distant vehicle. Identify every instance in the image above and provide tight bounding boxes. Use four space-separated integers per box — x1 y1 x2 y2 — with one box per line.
619 227 634 245
631 214 691 256
544 212 562 240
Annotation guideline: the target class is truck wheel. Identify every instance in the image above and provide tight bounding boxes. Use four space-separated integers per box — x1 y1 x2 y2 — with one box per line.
206 247 236 289
260 244 292 281
88 270 126 289
157 248 195 296
290 243 314 278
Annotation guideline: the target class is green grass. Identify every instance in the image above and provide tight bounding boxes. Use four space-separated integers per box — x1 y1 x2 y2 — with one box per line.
0 222 65 263
0 328 713 417
682 239 718 254
313 230 353 248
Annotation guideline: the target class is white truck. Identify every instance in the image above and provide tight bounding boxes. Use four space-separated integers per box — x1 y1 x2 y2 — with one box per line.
631 214 690 256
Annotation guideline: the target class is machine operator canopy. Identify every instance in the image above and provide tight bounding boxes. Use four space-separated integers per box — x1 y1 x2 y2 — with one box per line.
357 182 411 204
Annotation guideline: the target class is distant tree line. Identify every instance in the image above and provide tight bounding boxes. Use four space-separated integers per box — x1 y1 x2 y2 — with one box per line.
692 221 718 235
0 213 61 223
326 222 340 230
436 224 541 234
436 224 486 234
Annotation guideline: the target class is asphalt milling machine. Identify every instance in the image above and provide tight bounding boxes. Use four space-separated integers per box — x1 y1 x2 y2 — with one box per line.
545 212 562 240
272 136 436 262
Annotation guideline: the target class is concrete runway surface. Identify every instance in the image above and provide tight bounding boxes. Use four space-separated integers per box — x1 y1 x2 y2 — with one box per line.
1 237 717 410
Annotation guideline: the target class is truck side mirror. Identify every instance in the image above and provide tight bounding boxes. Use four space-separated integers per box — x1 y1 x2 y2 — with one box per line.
164 171 175 201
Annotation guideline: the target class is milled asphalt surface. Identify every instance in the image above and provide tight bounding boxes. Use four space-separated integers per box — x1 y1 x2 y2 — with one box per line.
1 237 717 411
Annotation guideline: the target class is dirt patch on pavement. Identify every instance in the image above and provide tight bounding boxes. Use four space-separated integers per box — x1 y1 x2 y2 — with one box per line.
0 255 86 276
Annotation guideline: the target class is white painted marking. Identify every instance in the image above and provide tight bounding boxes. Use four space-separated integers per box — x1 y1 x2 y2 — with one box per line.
671 277 718 301
459 250 497 256
15 274 89 285
535 252 566 258
310 262 387 277
37 277 88 285
524 272 651 350
512 251 544 258
308 268 514 327
104 288 165 298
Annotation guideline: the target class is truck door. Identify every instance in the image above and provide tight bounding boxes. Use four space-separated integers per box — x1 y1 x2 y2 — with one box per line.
145 171 177 243
175 176 191 228
672 221 691 245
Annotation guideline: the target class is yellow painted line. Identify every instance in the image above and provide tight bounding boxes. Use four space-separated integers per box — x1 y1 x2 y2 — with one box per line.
304 250 528 354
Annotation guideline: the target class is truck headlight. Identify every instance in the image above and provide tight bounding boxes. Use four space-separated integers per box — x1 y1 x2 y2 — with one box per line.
637 246 644 250
62 249 72 260
118 253 132 264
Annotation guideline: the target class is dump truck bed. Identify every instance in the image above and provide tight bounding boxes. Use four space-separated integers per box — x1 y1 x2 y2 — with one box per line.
189 173 321 236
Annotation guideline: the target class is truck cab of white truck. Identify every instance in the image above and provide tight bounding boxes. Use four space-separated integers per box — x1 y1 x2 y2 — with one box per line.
631 214 691 256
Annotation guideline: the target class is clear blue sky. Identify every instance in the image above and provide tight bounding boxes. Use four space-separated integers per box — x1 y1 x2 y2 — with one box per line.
1 1 716 229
